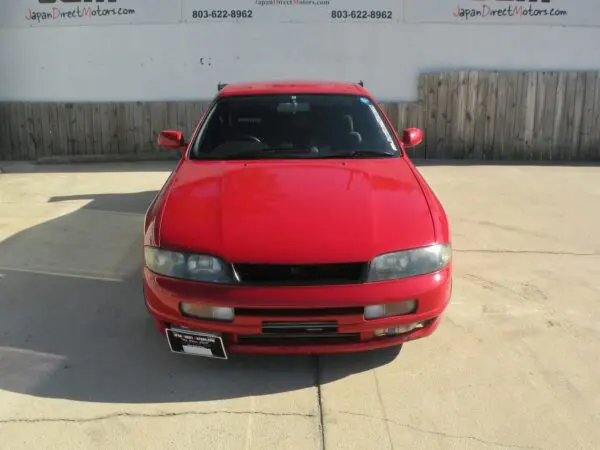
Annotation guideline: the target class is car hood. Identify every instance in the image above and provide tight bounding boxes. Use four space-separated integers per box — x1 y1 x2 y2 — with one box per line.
158 159 435 263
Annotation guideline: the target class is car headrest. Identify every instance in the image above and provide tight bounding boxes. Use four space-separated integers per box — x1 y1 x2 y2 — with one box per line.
341 115 355 133
347 131 362 146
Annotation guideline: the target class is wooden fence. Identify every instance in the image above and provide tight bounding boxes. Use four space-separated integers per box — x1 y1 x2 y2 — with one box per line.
1 70 599 161
401 70 600 161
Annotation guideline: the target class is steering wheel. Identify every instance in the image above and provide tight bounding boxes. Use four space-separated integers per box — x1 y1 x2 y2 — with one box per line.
236 134 263 143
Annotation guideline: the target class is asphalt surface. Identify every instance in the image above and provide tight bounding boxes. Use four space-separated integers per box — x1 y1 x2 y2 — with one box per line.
0 160 598 450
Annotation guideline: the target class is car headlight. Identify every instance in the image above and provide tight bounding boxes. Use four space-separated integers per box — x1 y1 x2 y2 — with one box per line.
144 246 233 283
367 243 451 282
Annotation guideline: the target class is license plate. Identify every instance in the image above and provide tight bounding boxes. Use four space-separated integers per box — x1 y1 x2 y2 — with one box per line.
166 328 228 360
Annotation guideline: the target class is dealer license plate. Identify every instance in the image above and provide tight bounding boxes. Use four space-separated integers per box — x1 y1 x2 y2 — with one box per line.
166 328 228 360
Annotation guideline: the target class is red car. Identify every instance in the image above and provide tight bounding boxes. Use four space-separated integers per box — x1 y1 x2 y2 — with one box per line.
143 80 452 359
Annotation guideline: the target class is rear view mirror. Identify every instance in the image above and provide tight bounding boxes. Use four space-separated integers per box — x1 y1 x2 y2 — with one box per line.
277 102 310 113
401 127 423 148
157 130 187 151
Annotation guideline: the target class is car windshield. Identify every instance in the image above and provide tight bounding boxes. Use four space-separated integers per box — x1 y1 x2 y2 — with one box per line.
189 94 400 160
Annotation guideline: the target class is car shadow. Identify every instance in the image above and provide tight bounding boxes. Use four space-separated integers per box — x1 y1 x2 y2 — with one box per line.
0 190 401 404
0 160 179 174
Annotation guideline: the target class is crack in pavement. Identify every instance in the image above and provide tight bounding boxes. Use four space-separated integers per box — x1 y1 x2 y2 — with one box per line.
0 410 316 425
455 249 599 257
335 411 541 450
372 369 395 450
0 402 543 449
313 355 327 450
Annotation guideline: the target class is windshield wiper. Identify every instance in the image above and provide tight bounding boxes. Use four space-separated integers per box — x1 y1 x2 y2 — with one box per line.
217 148 314 160
313 150 397 159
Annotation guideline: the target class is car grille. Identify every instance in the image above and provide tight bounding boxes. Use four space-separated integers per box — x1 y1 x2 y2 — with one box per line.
232 262 367 286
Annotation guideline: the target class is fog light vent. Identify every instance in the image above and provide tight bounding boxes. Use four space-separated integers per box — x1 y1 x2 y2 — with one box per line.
180 302 235 322
374 322 424 337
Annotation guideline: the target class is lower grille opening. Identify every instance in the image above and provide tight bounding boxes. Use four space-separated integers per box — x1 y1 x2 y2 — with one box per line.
232 262 367 285
237 333 361 346
262 321 338 334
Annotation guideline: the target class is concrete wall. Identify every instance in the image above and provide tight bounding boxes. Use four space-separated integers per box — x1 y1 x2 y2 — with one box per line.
1 0 600 103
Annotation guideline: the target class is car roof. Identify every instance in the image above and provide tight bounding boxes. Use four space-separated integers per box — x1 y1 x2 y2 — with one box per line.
216 80 370 98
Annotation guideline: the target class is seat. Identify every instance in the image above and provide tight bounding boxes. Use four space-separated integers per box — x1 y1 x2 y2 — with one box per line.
341 114 363 148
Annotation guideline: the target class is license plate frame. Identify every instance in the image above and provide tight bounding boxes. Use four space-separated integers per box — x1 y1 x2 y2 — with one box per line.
166 328 228 360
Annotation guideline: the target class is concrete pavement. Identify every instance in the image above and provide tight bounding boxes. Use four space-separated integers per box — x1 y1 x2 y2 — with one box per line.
0 161 598 449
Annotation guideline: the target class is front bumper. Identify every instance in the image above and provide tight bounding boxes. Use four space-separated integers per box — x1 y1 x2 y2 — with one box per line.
143 266 452 355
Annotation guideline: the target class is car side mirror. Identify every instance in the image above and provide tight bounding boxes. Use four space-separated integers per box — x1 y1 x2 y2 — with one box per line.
401 127 423 148
157 130 187 151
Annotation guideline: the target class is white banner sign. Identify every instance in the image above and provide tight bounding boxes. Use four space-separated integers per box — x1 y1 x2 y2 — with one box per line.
404 0 600 26
0 0 180 28
0 0 401 27
183 0 399 24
